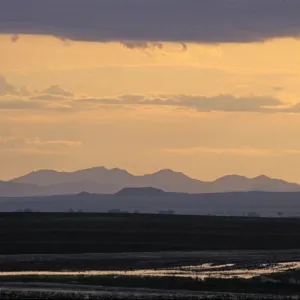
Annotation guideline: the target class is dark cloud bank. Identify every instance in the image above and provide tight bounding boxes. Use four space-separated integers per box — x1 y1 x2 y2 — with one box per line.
1 0 300 43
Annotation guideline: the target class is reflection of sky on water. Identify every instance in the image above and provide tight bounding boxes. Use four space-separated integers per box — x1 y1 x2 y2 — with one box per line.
1 262 300 279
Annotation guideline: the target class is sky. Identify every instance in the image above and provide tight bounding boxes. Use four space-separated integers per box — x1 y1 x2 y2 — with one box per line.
1 0 300 182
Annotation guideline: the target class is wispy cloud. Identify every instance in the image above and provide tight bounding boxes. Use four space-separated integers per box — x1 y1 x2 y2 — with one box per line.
0 75 18 95
0 75 75 111
163 146 274 157
40 85 74 97
163 146 300 157
284 149 300 154
3 148 68 156
25 138 81 148
2 75 300 114
75 94 300 114
0 137 82 155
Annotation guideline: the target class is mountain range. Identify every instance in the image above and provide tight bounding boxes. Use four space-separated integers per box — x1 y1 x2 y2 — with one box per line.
1 167 300 197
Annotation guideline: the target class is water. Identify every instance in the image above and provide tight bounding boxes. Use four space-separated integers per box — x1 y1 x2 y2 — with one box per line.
1 262 299 279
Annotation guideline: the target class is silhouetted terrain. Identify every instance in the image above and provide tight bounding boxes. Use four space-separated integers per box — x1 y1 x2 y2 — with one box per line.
2 189 300 217
0 181 43 197
2 167 300 197
1 213 300 255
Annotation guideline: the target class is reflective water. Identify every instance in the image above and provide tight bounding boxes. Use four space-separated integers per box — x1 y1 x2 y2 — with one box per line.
1 262 300 279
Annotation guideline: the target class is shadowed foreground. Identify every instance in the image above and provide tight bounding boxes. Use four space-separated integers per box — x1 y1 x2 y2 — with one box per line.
1 213 300 255
0 282 298 300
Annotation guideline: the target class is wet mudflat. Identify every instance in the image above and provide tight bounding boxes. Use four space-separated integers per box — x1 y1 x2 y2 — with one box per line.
2 214 300 298
1 250 300 299
0 249 300 272
1 260 300 280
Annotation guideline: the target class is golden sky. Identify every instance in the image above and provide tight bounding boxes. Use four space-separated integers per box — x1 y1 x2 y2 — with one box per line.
1 34 300 182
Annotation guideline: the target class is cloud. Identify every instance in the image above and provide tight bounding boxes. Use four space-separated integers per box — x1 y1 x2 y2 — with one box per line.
75 94 288 113
278 102 300 113
163 146 300 157
40 85 74 97
122 42 163 51
0 98 43 110
285 149 300 154
19 86 32 96
273 86 284 92
121 41 188 55
0 75 73 99
2 76 300 114
2 91 300 114
0 75 31 97
24 137 81 148
3 148 66 156
0 75 74 111
0 136 81 147
121 41 165 56
29 94 69 101
163 146 274 157
1 0 300 44
0 75 18 95
11 34 19 43
0 137 81 155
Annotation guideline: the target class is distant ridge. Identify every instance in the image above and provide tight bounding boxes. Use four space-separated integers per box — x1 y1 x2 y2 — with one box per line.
115 187 165 197
76 191 93 197
0 167 299 197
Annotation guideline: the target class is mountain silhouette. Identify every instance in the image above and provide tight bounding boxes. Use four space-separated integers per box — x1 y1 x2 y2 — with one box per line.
115 187 165 197
1 167 299 197
0 181 42 197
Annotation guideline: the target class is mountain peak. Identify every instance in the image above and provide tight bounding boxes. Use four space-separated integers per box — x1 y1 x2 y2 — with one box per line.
109 168 131 174
76 166 108 173
252 175 272 180
77 167 132 176
155 169 176 174
10 169 60 181
214 174 249 182
152 169 186 177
